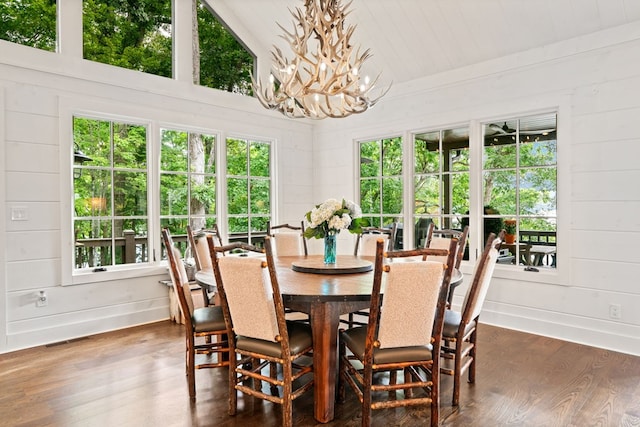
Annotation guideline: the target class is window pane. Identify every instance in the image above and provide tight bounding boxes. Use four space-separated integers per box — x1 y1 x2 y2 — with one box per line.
73 118 111 166
114 219 148 265
483 170 517 216
114 124 147 169
519 114 557 167
227 178 248 214
227 139 247 175
249 142 270 177
83 0 172 78
414 175 440 215
190 175 216 215
360 179 381 214
451 172 470 215
161 130 188 172
519 168 557 216
382 138 402 176
0 0 56 51
360 141 380 178
160 174 188 215
382 178 402 214
228 217 248 233
113 171 147 216
250 179 270 214
197 1 254 94
201 134 216 174
414 131 440 174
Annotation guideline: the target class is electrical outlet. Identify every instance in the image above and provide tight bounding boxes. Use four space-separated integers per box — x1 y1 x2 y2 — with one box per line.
36 291 48 307
609 303 621 320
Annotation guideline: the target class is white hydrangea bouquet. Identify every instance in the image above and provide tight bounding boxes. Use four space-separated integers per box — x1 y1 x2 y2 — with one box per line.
303 198 367 239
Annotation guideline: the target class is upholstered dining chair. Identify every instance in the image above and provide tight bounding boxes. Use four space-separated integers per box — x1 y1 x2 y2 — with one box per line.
424 224 470 306
425 224 469 270
440 230 504 406
162 228 229 400
208 235 314 427
338 238 458 427
346 223 399 327
187 224 224 306
267 220 308 257
353 223 398 256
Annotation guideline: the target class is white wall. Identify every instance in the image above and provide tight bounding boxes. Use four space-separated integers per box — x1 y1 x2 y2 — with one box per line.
311 23 640 356
0 41 313 353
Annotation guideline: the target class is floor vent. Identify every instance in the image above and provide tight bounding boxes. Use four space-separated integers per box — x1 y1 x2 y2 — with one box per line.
45 336 89 347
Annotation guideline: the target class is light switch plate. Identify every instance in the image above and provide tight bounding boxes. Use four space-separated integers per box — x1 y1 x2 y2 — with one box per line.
11 206 28 221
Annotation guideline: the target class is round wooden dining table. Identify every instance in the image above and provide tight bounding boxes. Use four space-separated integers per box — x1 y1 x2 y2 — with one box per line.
195 254 463 424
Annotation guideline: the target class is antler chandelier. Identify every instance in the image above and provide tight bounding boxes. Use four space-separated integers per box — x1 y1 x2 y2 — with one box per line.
252 0 390 119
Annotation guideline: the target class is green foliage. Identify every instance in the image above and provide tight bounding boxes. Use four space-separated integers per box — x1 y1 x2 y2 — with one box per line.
82 0 173 77
197 3 254 94
0 0 56 51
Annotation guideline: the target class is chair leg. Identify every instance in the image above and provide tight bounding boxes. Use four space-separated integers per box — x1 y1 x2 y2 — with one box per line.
362 367 373 427
229 351 238 415
468 328 477 384
452 339 463 406
187 334 196 399
282 362 293 427
431 367 439 427
337 341 346 403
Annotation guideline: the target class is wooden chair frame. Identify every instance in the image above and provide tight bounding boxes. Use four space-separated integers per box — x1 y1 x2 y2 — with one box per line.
338 238 458 427
162 228 230 400
440 231 504 406
208 236 314 427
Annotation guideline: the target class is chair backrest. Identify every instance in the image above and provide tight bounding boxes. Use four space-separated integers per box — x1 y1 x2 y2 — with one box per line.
267 220 308 256
366 238 457 351
187 224 224 271
209 236 289 344
460 231 504 324
425 225 469 269
162 229 196 326
354 223 397 256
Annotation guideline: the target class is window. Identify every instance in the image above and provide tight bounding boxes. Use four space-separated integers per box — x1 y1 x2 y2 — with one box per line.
73 117 149 269
482 113 557 268
226 138 271 246
358 137 403 236
160 129 217 236
0 0 56 51
83 0 172 78
413 126 470 249
196 1 254 94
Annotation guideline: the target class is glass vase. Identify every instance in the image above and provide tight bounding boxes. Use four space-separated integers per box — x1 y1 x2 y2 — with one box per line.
324 234 337 264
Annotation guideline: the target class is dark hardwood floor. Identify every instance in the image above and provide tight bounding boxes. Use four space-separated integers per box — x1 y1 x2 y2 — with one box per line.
1 320 638 427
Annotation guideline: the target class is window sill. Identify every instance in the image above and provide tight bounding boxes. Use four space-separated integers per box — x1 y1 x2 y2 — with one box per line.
460 262 565 286
68 264 168 286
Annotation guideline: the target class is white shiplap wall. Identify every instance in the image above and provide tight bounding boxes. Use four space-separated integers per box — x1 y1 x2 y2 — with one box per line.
0 41 313 353
310 23 640 356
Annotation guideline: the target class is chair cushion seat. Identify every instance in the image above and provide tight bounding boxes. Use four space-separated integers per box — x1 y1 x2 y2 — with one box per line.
341 326 433 365
237 321 313 358
442 309 476 339
192 305 226 333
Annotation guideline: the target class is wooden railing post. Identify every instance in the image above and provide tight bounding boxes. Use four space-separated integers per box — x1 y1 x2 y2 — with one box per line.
124 230 136 264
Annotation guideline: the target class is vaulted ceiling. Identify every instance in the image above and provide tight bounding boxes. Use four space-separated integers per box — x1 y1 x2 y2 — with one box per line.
211 0 640 90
